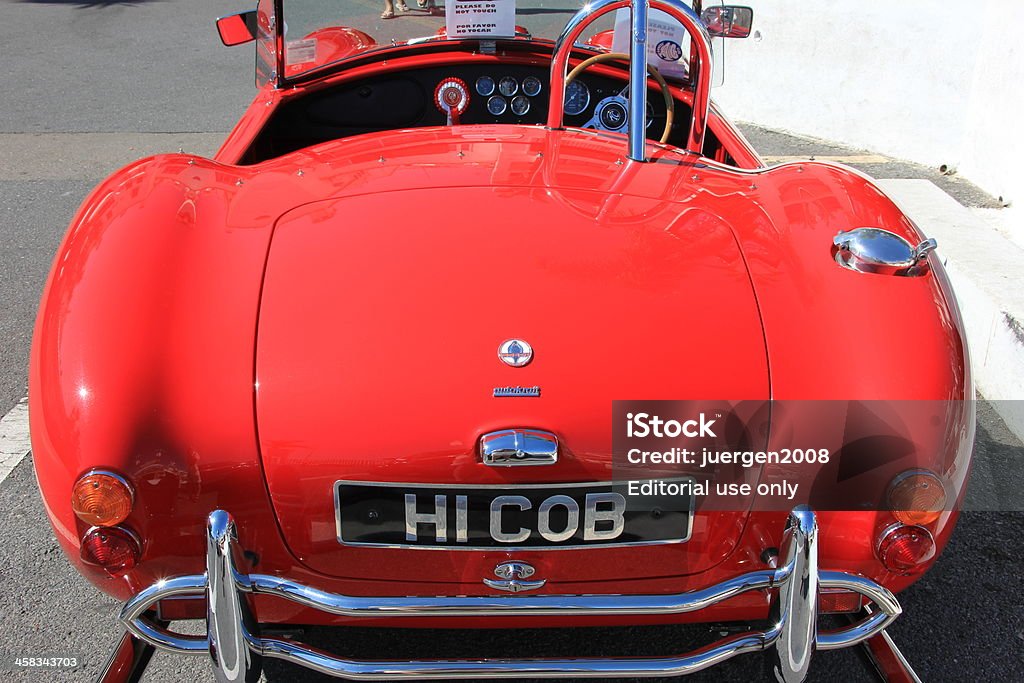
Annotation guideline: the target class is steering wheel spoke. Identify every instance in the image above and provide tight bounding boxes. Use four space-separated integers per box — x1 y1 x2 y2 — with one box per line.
580 113 602 131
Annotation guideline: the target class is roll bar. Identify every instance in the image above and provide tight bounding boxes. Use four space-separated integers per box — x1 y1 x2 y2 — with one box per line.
547 0 714 161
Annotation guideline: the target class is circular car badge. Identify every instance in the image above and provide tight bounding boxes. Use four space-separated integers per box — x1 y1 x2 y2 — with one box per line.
655 40 683 62
599 101 628 130
498 339 533 367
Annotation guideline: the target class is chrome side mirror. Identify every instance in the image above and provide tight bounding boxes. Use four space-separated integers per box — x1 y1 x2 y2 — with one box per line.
700 6 754 39
216 10 258 47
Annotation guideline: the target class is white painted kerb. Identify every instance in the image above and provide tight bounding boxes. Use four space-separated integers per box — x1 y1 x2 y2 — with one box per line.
0 397 31 486
877 179 1024 441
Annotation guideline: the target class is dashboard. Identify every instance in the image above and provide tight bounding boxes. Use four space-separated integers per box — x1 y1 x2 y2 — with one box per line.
248 63 701 163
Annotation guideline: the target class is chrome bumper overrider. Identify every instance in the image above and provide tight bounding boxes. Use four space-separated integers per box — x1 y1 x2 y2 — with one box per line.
120 508 901 682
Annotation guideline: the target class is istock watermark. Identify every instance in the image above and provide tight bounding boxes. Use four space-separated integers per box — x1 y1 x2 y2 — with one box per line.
612 399 1023 513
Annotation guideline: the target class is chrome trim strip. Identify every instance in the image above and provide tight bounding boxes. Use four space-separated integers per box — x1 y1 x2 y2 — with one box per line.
245 567 778 618
119 508 902 680
253 630 775 679
332 478 697 550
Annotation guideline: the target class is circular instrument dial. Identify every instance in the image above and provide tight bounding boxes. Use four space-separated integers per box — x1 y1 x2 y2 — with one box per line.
487 95 508 116
510 95 531 116
475 76 495 96
522 76 542 97
498 77 518 97
564 80 591 116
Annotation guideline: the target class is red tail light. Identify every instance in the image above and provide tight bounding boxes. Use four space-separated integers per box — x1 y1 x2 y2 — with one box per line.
80 527 141 576
877 524 935 574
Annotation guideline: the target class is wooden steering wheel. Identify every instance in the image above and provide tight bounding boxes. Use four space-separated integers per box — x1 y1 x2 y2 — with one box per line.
565 52 676 145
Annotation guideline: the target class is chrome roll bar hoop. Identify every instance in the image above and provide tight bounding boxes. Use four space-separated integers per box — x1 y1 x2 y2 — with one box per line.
547 0 714 161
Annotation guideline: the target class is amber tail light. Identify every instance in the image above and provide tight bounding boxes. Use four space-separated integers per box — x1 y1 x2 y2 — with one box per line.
71 470 134 527
887 470 946 526
80 527 141 576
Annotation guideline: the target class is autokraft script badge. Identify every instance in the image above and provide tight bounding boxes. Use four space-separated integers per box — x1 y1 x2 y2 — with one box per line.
493 386 541 397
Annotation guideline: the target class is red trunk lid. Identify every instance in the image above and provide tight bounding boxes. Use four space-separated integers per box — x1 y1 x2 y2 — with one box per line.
255 184 768 586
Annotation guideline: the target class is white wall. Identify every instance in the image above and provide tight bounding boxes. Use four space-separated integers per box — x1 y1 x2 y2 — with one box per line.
713 1 1024 214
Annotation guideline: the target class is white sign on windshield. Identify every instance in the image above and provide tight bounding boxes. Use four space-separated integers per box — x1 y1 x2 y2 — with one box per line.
445 0 516 39
611 9 690 81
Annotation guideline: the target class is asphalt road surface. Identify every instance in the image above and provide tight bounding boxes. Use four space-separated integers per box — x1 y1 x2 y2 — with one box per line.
1 1 1022 681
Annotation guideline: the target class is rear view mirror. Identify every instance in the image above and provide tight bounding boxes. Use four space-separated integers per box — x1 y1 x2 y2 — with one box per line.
700 6 754 39
216 10 258 47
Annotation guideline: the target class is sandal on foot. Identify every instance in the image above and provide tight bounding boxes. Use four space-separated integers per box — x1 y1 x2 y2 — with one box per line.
397 1 410 11
380 9 395 19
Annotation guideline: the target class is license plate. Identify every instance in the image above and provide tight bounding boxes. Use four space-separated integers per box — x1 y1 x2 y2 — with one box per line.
334 480 693 550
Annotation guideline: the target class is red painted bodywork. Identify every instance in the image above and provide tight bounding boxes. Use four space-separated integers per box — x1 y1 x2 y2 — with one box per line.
30 35 972 632
284 27 377 78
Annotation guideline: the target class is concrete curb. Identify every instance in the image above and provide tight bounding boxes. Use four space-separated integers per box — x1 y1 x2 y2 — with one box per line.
877 179 1024 442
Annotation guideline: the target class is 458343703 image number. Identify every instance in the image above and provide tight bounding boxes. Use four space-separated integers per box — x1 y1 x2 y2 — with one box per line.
10 657 80 669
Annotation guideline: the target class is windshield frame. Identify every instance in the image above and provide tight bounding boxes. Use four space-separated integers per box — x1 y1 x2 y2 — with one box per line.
265 1 701 89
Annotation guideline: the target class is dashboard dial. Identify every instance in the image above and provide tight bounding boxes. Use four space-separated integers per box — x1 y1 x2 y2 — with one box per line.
475 76 496 97
564 81 591 116
522 76 542 97
510 95 531 116
498 77 518 97
487 95 508 116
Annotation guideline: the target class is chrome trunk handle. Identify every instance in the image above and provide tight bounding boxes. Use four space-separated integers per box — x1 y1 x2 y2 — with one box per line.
479 429 559 466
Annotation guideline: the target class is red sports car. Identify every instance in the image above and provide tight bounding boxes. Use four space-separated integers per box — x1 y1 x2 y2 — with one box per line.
29 1 973 681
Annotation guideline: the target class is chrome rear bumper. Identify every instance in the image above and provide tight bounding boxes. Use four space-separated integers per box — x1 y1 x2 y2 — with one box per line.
119 507 900 682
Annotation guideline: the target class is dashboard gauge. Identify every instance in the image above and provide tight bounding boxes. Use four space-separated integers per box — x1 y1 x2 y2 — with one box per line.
646 101 655 128
522 76 542 97
563 80 591 116
510 95 531 116
498 77 518 97
487 95 508 116
475 76 496 97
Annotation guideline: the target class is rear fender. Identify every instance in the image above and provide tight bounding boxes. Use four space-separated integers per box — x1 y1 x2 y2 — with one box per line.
29 155 284 598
